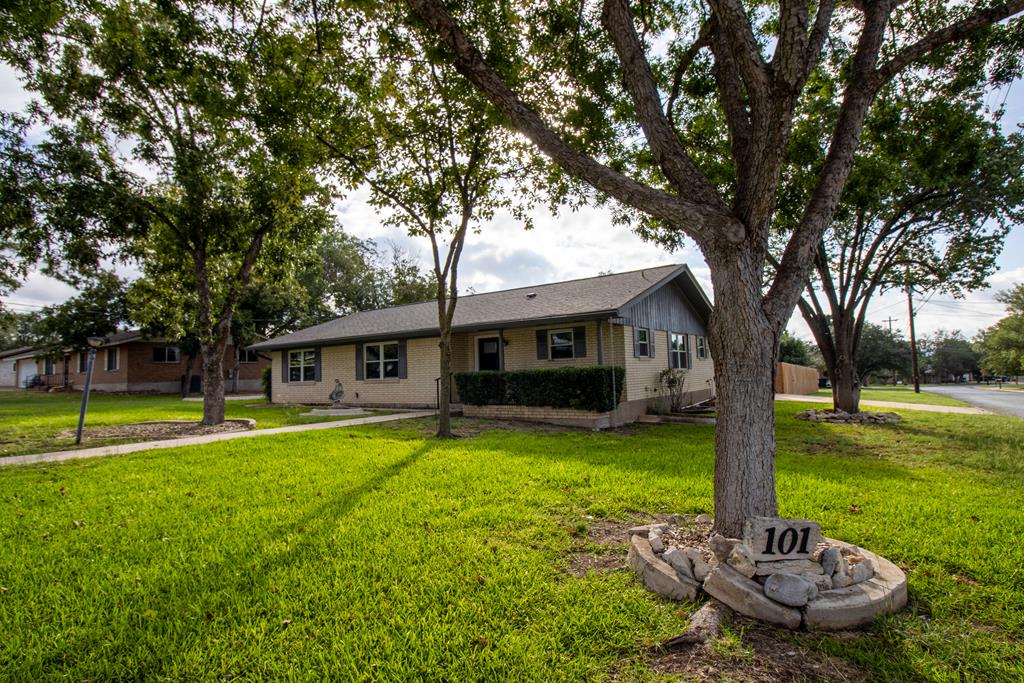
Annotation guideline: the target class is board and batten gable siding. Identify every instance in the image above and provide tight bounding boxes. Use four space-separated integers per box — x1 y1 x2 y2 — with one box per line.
621 281 708 336
271 338 441 406
621 326 714 403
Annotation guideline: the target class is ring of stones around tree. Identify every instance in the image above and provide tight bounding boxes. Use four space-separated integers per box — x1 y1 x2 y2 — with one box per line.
626 515 907 630
795 409 902 424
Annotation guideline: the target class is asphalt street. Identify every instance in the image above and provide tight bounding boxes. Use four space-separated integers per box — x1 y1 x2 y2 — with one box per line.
925 384 1024 418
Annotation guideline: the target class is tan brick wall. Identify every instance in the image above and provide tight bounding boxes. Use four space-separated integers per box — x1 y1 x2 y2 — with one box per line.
463 404 611 429
272 337 441 406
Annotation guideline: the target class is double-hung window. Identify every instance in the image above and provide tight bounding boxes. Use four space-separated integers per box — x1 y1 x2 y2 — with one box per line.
670 333 690 369
548 330 575 359
238 348 259 363
288 349 316 382
635 328 651 357
152 346 180 363
696 336 708 360
105 348 119 371
364 341 399 379
78 352 87 373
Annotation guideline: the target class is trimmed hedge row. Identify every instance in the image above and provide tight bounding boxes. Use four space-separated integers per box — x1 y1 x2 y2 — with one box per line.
455 366 626 413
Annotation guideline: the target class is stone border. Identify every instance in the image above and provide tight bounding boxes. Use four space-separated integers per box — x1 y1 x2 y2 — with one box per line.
628 529 907 631
802 538 907 630
626 534 700 601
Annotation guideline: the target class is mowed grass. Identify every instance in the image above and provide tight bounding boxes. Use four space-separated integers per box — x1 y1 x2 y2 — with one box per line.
0 404 1023 680
0 391 374 458
816 385 969 407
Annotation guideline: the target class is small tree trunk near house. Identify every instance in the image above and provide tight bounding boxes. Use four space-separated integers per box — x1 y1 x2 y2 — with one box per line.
708 263 779 538
437 327 454 438
181 352 196 399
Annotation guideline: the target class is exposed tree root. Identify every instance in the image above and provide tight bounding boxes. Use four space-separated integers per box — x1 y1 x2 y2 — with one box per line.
662 600 731 650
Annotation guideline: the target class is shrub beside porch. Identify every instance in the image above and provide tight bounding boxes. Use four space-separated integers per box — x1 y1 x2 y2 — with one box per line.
455 366 628 428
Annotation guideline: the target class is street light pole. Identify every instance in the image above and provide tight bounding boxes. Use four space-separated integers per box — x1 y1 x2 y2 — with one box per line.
75 337 104 445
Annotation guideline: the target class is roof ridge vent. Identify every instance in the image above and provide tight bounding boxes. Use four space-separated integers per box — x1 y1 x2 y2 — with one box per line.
525 292 537 299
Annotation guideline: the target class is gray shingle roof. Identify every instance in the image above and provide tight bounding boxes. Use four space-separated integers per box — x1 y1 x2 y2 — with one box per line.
251 264 710 351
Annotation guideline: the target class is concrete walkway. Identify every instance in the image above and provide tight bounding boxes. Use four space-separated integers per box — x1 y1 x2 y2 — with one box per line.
774 394 988 414
0 411 436 467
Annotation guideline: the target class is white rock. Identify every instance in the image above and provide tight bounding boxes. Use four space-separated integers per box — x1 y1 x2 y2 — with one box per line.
703 564 801 629
818 546 842 577
726 543 757 578
649 534 665 553
663 547 694 578
685 548 712 582
695 513 713 525
849 559 875 584
832 567 853 589
763 572 819 607
709 534 740 562
812 574 834 591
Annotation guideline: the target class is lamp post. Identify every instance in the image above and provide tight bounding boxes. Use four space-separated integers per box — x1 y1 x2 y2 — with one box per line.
75 337 104 445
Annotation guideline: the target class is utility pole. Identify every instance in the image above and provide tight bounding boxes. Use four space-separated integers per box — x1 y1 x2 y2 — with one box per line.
906 287 921 394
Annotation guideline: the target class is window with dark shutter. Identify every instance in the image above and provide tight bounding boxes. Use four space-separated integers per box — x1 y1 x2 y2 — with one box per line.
536 330 548 360
572 326 587 358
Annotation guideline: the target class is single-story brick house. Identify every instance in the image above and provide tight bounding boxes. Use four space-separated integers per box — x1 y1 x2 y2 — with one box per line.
250 264 715 426
11 330 270 394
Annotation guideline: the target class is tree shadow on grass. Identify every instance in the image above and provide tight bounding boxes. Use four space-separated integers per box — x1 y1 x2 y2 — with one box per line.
31 440 436 678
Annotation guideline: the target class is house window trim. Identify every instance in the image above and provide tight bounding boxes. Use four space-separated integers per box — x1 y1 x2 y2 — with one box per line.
670 332 690 370
635 327 652 358
547 329 576 360
696 336 708 360
363 341 401 381
152 346 181 364
105 348 119 372
288 348 317 383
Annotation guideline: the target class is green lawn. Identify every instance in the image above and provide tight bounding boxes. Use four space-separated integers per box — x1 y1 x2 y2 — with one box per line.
1 404 1022 680
815 385 969 407
0 391 375 458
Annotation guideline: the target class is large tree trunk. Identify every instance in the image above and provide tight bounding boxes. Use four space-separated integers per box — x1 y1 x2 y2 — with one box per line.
708 259 779 538
831 353 861 413
200 340 228 425
437 328 453 438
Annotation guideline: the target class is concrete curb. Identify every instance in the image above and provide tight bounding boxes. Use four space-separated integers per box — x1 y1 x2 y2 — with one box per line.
0 411 436 467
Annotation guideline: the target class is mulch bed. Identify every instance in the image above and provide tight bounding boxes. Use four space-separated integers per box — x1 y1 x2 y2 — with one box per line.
60 419 253 443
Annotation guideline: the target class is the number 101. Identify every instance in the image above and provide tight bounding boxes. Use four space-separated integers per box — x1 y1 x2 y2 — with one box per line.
763 526 812 555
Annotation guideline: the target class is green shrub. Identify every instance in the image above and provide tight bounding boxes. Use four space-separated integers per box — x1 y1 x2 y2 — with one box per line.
455 366 625 412
261 365 272 402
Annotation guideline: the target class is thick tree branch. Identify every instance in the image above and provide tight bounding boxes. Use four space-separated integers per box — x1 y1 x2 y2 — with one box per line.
601 0 723 207
667 20 713 131
877 0 1024 83
705 0 771 112
406 0 742 245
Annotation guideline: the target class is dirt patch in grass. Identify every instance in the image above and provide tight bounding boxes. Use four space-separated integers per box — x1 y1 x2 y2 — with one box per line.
622 618 868 682
566 518 639 577
59 419 253 443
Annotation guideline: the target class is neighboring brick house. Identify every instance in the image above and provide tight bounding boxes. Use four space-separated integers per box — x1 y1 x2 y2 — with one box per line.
251 265 715 426
13 330 270 394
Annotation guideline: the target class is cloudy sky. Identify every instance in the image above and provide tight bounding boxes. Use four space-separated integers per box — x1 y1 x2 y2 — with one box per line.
3 60 1022 343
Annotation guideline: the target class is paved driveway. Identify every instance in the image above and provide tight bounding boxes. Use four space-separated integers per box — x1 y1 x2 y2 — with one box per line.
925 384 1024 417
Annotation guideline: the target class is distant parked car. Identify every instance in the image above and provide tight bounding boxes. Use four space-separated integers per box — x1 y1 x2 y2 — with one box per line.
818 377 832 389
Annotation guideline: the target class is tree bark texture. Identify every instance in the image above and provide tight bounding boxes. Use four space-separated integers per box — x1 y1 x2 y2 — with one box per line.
200 338 229 426
708 256 779 537
437 328 453 438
